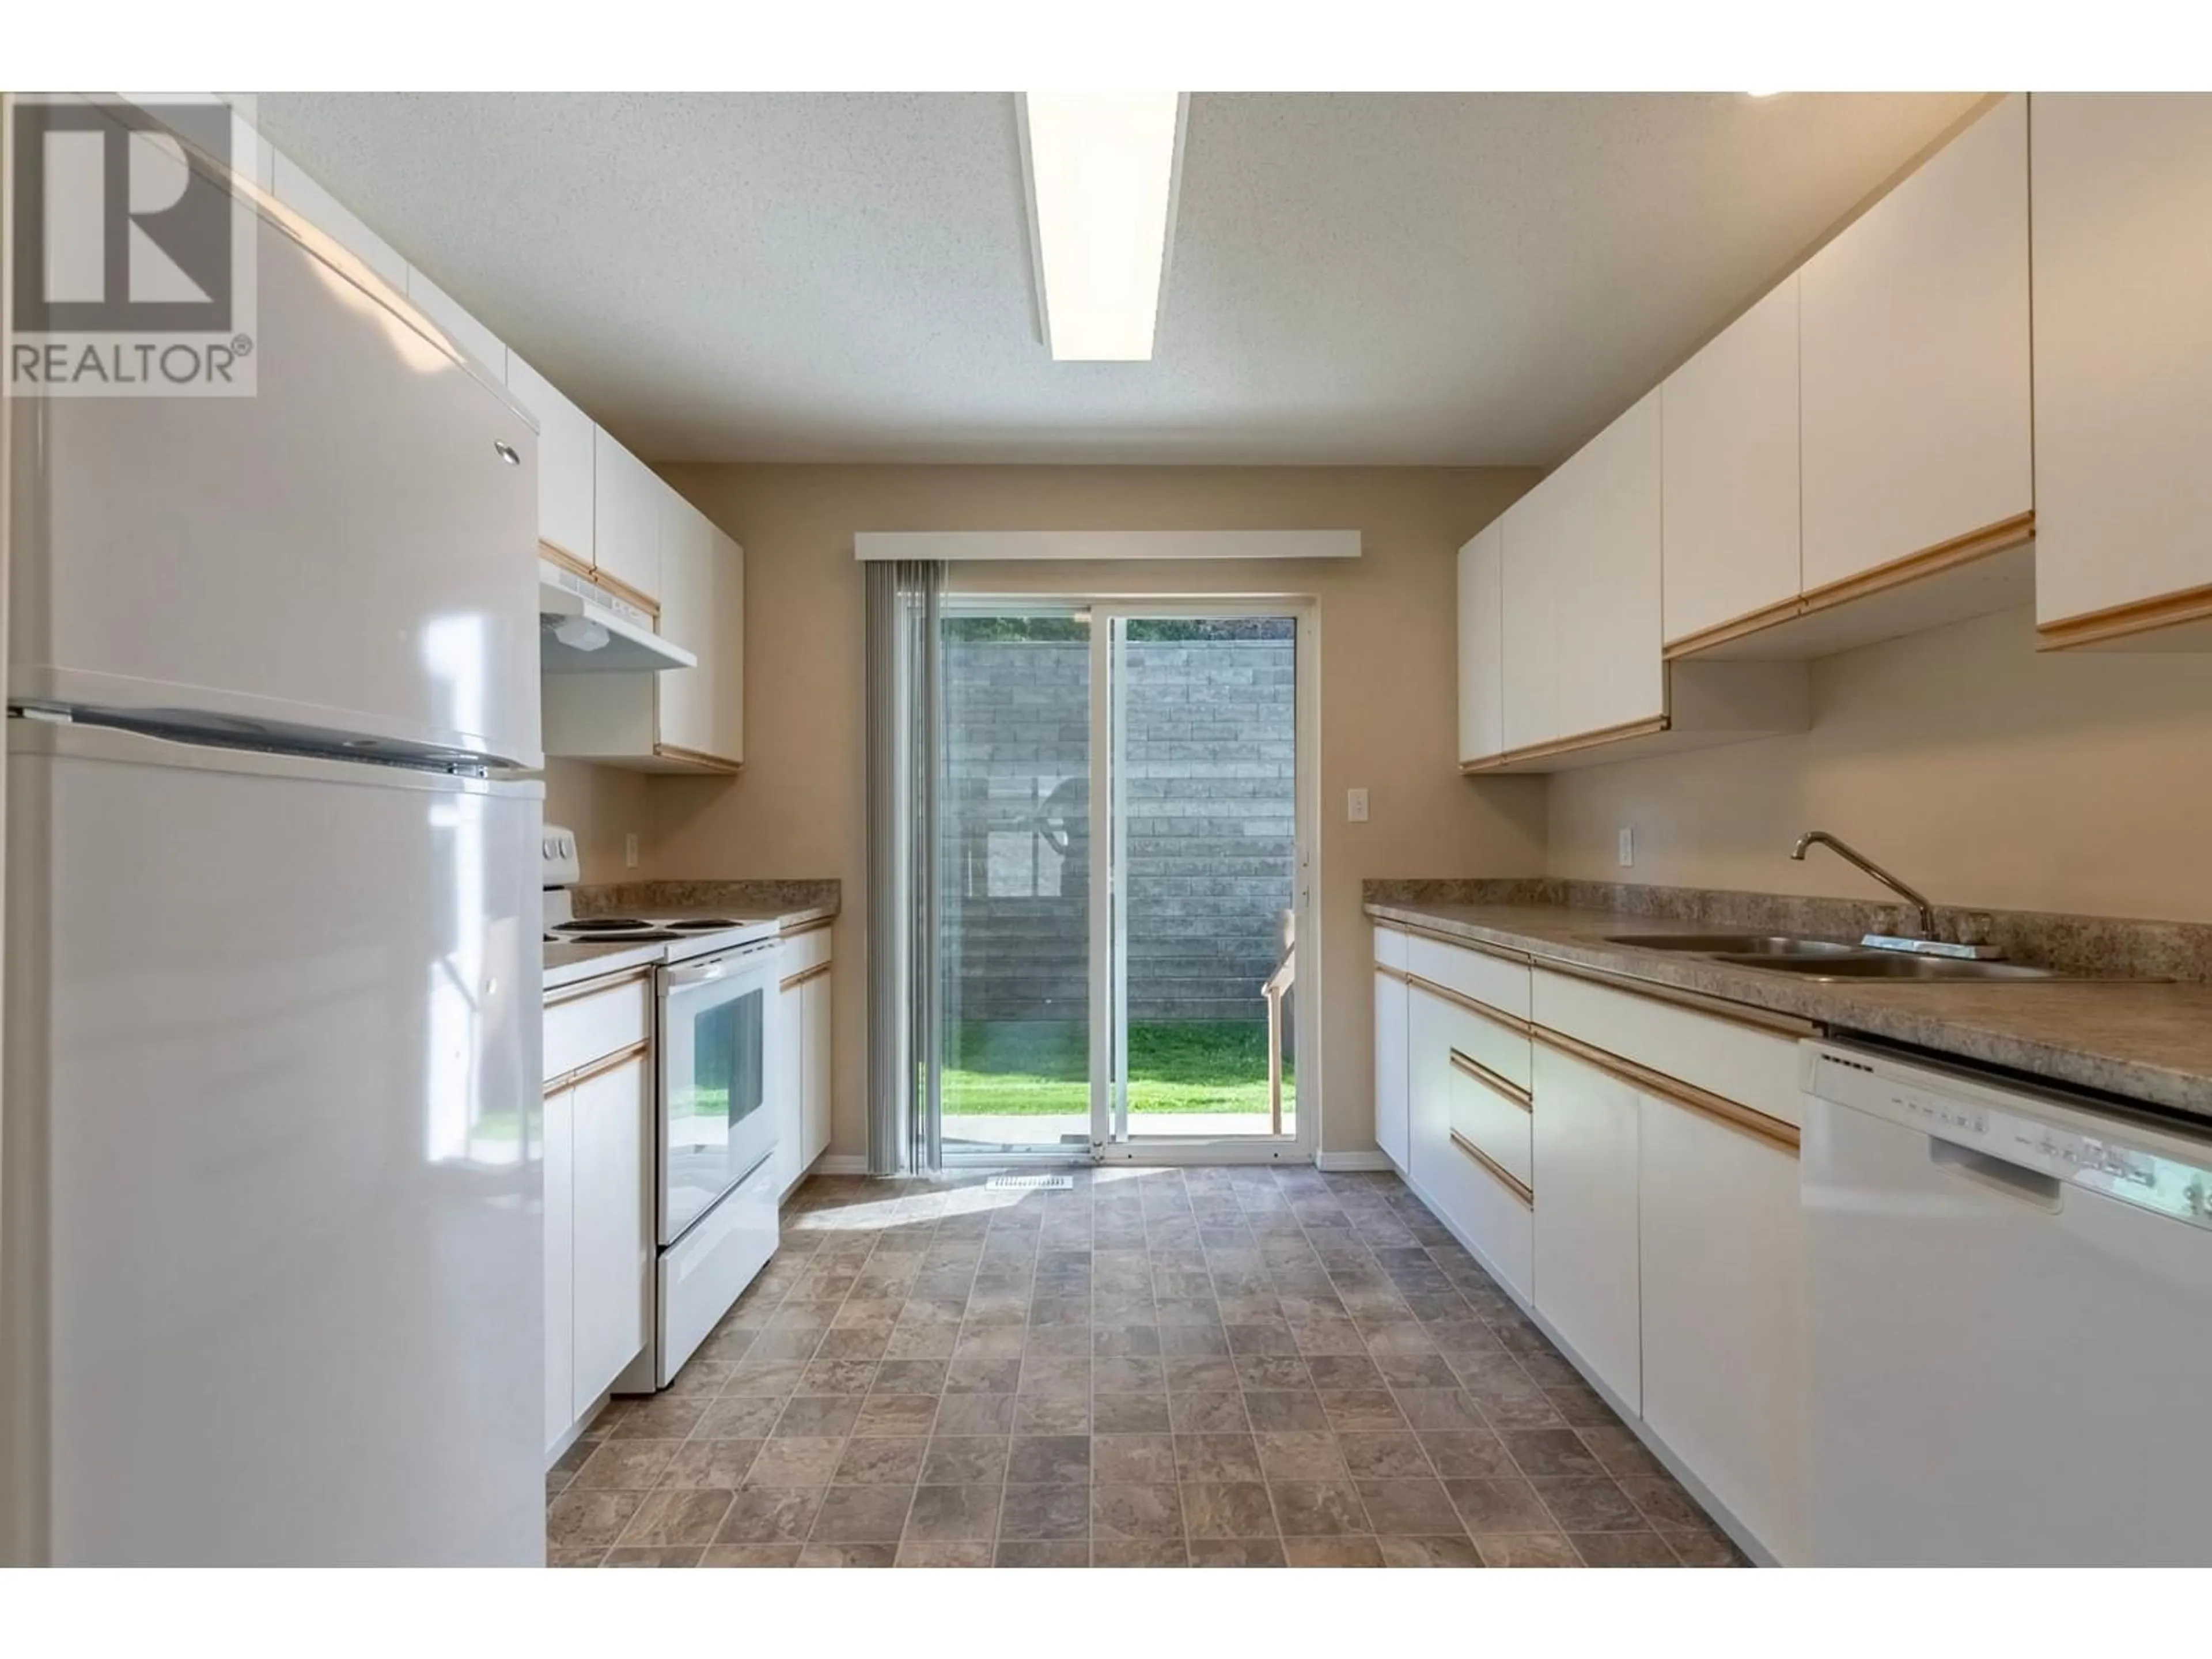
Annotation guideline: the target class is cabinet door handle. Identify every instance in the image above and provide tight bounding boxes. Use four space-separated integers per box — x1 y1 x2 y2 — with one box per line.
1449 1047 1531 1111
1450 1128 1534 1209
1532 1026 1800 1156
1407 972 1532 1036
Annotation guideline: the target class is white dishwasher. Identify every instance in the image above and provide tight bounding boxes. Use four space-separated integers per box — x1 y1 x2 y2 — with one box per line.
1801 1039 2212 1566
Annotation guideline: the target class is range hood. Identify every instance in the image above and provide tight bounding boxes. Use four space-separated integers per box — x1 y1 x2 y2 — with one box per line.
539 559 696 673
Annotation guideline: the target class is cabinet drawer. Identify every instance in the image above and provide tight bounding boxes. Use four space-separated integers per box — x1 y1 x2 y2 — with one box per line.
1532 966 1803 1128
1449 1047 1532 1190
1406 931 1531 1022
1373 921 1409 973
1431 1114 1533 1302
1437 994 1531 1095
544 973 652 1083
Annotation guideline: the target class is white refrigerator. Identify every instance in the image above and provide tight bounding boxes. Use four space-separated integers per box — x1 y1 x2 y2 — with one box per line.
1 146 547 1565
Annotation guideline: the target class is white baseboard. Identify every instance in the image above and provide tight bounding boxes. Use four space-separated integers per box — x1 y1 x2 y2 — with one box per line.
1315 1149 1394 1173
813 1155 868 1176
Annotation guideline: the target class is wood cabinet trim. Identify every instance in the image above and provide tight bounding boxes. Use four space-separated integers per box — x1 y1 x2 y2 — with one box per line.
1534 957 1819 1039
1450 1047 1532 1111
1664 510 2036 660
1800 510 2035 613
544 1039 650 1097
1405 971 1533 1036
1661 593 1805 660
543 966 653 1008
1532 1026 1800 1157
779 961 833 993
2036 578 2212 650
1450 1128 1536 1207
652 743 743 774
1459 714 1671 773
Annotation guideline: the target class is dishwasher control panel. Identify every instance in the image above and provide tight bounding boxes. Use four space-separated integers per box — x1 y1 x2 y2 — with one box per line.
1806 1044 2212 1231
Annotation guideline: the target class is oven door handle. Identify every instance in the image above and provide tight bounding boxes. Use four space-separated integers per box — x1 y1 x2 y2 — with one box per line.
665 948 778 990
666 960 733 988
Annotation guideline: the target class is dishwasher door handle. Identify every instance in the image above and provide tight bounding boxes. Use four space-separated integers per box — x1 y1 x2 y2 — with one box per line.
1930 1138 2063 1210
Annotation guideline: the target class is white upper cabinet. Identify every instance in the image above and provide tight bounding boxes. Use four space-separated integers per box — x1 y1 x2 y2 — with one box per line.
592 430 662 605
271 153 408 291
543 483 743 774
1498 488 1558 755
505 352 596 566
1456 522 1505 765
1799 94 2032 593
1662 276 1802 646
2032 94 2212 647
404 268 506 380
657 491 744 766
1551 389 1664 741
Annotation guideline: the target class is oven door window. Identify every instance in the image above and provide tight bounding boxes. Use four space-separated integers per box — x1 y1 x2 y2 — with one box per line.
664 977 767 1241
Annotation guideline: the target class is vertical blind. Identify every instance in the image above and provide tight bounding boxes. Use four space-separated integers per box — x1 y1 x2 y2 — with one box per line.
863 559 942 1176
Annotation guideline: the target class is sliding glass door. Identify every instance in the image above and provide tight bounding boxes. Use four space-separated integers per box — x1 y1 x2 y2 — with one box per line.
937 603 1095 1157
936 597 1313 1163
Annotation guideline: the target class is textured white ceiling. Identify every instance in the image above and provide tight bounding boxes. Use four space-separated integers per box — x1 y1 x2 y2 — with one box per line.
256 91 1981 467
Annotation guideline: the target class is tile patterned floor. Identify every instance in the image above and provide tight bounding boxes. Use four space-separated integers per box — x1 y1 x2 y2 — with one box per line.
546 1165 1750 1568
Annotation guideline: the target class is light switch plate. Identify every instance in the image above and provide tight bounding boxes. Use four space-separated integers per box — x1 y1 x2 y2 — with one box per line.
1618 825 1634 868
1347 787 1370 824
624 832 641 869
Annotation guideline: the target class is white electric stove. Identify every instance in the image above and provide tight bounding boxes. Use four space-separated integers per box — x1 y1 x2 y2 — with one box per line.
539 825 784 1385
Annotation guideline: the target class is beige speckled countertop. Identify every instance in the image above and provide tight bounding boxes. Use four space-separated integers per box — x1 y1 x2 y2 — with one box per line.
1366 899 2212 1127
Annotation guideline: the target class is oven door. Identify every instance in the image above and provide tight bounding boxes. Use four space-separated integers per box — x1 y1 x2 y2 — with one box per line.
657 942 781 1246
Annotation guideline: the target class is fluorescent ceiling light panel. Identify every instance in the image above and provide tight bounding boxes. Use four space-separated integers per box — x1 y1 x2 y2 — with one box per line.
1022 92 1185 361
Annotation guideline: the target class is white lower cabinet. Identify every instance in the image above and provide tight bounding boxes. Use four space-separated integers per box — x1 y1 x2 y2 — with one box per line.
1406 983 1455 1197
570 1051 652 1412
1408 981 1533 1301
1383 923 1808 1562
543 974 653 1457
1373 969 1409 1171
1639 1090 1805 1565
542 1085 576 1455
774 931 835 1195
802 966 833 1169
1529 1043 1643 1413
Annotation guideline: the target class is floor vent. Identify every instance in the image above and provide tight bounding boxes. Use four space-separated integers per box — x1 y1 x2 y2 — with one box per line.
985 1174 1075 1192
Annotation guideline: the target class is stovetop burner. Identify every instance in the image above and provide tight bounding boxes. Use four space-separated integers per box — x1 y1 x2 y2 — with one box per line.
556 917 651 933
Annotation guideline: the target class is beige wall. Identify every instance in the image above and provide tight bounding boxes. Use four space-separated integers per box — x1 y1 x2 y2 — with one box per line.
1548 604 2212 922
543 758 652 886
583 464 1547 1161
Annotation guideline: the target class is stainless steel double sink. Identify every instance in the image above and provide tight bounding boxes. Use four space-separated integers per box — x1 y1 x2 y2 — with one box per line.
1602 933 2063 982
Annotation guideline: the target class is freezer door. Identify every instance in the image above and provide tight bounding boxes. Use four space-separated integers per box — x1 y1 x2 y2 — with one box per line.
8 158 541 767
0 721 544 1565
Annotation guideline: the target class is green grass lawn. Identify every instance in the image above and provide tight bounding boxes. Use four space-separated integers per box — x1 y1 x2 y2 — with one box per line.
943 1019 1292 1116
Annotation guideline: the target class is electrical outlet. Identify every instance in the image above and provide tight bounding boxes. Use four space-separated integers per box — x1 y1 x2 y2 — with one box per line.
1347 787 1370 824
624 832 640 870
1618 825 1635 868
